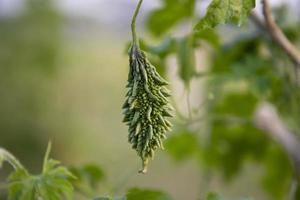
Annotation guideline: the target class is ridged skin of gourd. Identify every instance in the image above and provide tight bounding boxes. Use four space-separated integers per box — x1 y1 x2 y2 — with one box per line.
123 45 173 173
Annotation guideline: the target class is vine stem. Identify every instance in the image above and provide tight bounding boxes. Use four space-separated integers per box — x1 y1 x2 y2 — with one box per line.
0 148 28 174
43 141 52 173
131 0 144 47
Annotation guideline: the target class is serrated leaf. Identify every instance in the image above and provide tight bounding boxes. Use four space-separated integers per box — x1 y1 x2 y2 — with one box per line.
7 145 75 200
194 0 255 31
126 188 173 200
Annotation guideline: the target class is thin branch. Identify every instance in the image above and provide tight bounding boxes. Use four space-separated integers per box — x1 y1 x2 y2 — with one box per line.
261 0 300 67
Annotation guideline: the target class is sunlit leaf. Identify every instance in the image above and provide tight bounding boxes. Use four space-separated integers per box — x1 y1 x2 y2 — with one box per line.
194 0 255 31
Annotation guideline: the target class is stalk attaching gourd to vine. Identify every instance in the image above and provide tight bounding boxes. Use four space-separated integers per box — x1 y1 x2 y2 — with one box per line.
122 0 174 173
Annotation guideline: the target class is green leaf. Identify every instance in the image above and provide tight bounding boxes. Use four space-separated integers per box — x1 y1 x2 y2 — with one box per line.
142 37 177 59
194 0 255 31
93 197 126 200
165 130 200 161
147 0 195 36
126 188 173 200
8 145 75 200
262 145 292 200
211 37 261 74
177 35 196 86
193 29 220 49
206 192 223 200
296 185 300 200
214 92 257 118
70 164 105 189
206 192 253 200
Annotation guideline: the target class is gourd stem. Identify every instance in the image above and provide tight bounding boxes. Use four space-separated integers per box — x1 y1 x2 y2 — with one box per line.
139 158 148 174
131 0 143 47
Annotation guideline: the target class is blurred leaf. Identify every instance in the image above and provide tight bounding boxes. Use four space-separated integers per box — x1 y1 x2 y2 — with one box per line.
0 0 62 169
195 0 255 30
211 37 261 74
206 192 224 200
70 164 105 189
8 146 75 200
272 5 289 27
204 121 269 179
140 37 176 76
206 192 253 200
141 37 177 59
147 0 195 36
262 145 292 200
93 197 113 200
125 37 176 58
148 56 168 77
114 197 126 200
202 92 271 179
214 93 257 118
125 37 176 77
177 35 196 86
165 130 200 162
193 29 220 49
296 185 300 200
202 28 298 198
126 188 173 200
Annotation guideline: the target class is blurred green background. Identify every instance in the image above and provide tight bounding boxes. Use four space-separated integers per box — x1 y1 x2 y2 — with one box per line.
0 0 300 200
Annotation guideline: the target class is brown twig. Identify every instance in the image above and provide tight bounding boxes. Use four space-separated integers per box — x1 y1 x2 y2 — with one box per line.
261 0 300 67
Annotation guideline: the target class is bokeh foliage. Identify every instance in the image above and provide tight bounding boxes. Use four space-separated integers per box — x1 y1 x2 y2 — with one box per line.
0 0 62 169
143 0 300 199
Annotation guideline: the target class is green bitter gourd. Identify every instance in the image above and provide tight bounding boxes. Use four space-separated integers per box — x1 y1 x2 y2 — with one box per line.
122 0 173 173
